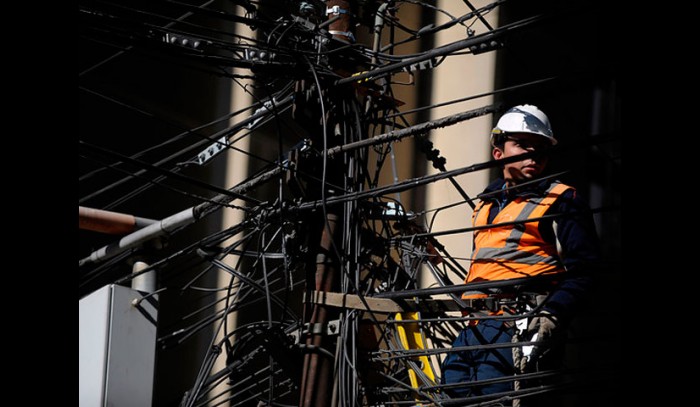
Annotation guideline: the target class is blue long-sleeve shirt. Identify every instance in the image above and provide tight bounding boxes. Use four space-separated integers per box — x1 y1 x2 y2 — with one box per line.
476 177 601 322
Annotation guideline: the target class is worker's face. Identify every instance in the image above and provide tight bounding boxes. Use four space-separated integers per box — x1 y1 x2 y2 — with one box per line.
493 133 550 184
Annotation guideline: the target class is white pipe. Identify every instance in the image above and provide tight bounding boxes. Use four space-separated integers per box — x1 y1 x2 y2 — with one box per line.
79 208 195 267
132 261 156 293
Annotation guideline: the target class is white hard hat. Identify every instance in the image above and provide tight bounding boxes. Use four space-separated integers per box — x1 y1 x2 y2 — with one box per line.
491 104 556 145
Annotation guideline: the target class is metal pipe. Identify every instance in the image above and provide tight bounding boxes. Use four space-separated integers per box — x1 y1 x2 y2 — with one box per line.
79 208 195 267
79 206 156 235
79 161 288 268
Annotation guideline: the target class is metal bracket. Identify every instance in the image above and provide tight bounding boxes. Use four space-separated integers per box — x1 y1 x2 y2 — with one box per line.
288 320 341 344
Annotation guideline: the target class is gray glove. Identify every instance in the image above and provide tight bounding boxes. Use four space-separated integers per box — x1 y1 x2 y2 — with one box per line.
524 310 560 371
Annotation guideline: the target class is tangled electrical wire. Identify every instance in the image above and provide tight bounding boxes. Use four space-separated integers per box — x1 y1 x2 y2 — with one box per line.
79 1 621 406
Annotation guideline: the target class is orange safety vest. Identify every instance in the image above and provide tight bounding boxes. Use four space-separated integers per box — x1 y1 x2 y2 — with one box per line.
462 182 573 301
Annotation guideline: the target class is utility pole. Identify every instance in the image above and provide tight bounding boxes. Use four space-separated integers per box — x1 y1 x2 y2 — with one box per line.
298 2 356 406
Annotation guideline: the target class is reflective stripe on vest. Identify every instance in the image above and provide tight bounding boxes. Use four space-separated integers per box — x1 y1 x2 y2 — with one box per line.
464 182 573 292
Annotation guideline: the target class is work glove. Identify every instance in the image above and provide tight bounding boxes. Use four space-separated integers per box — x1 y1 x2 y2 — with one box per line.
524 310 560 371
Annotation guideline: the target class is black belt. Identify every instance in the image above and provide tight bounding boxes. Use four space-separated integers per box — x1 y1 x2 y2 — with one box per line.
461 293 543 313
461 297 510 312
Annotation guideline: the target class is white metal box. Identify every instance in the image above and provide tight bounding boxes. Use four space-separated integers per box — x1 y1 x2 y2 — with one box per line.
79 284 158 406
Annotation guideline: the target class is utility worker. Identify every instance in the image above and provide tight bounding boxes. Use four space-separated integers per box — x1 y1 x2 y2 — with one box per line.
440 105 600 405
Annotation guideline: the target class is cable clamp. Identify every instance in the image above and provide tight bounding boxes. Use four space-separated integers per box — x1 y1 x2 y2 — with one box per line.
328 30 355 43
326 5 349 15
301 320 340 336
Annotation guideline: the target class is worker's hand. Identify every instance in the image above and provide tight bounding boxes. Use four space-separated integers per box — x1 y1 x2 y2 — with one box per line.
528 310 559 343
524 310 560 371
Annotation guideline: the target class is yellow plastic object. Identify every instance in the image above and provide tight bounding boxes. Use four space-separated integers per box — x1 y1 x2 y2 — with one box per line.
395 311 436 399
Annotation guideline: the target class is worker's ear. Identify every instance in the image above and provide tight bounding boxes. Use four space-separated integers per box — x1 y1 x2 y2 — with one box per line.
492 147 503 160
